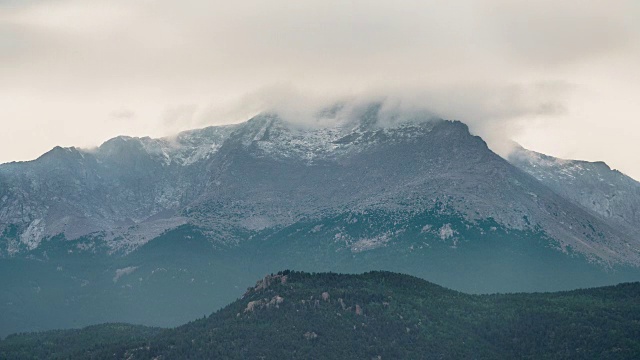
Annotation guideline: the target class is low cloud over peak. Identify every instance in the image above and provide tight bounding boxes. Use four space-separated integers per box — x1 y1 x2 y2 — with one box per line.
0 0 639 177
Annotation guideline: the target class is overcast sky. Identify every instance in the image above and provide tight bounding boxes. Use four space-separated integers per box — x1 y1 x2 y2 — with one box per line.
1 0 639 178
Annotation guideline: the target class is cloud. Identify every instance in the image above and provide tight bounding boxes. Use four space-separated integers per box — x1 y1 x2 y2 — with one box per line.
109 109 135 120
193 81 571 157
162 104 198 129
478 0 638 66
0 0 638 177
3 0 635 92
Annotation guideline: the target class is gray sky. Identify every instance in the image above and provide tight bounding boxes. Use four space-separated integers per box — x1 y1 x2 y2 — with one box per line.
1 0 639 178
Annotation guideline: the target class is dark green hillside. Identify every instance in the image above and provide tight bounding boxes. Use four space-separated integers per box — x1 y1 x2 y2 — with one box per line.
0 324 161 359
2 271 640 359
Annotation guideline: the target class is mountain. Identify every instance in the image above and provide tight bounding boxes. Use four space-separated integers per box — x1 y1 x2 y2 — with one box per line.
2 105 638 263
508 145 640 237
2 271 640 359
0 103 639 336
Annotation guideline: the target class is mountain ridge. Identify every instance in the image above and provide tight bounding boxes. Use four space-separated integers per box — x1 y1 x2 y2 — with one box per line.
1 110 638 265
509 145 640 237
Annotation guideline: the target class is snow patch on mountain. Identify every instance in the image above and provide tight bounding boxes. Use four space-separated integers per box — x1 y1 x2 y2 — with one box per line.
350 233 393 253
20 218 45 250
113 266 138 283
133 124 239 166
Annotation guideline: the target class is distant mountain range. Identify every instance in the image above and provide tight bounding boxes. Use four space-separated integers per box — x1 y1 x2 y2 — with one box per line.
1 103 639 336
2 271 639 359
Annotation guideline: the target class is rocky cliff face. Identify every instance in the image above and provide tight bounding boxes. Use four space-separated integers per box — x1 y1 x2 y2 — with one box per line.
509 146 640 238
1 104 639 266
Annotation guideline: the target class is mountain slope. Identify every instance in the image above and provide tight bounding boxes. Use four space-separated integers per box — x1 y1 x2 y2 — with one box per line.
509 145 640 238
2 271 640 359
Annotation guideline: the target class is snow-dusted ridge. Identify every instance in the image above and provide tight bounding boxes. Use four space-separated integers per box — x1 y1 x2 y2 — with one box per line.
92 123 240 167
1 106 639 266
509 146 640 238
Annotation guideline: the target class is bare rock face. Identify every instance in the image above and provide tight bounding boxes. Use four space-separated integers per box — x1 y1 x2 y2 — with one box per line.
244 296 284 313
244 300 261 313
303 331 318 340
509 146 640 240
250 274 288 293
267 296 284 308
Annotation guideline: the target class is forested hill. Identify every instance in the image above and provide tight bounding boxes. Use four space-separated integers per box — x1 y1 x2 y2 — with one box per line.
2 271 640 359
